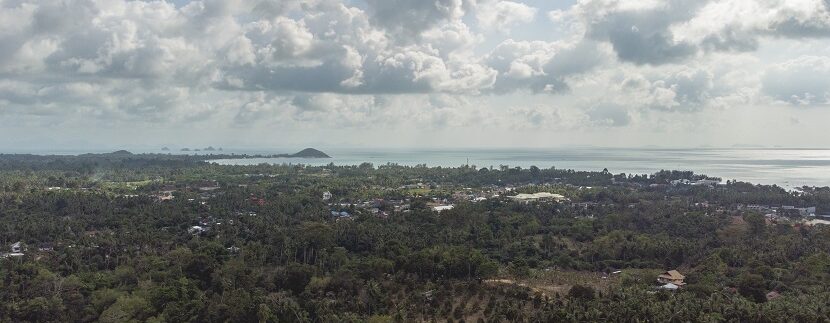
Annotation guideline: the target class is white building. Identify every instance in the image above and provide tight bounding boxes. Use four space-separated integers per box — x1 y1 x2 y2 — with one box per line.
10 241 23 253
508 192 567 203
322 191 332 201
433 205 455 213
188 226 207 235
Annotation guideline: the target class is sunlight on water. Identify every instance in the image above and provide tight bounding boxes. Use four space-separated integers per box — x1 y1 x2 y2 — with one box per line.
210 148 830 189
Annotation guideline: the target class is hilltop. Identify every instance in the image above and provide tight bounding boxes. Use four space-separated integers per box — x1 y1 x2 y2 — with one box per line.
287 148 330 158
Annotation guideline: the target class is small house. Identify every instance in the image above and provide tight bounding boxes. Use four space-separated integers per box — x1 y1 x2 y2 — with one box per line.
657 270 686 286
188 226 207 235
432 205 455 213
10 241 24 253
38 243 54 252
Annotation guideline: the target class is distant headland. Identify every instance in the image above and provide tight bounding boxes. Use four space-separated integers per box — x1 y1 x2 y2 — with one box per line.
18 148 334 160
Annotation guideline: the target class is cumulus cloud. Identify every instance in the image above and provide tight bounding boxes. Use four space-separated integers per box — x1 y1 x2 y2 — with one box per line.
0 0 828 147
763 56 830 105
659 0 830 63
587 103 631 127
475 0 537 30
485 39 607 93
562 0 830 65
363 0 466 40
564 0 706 65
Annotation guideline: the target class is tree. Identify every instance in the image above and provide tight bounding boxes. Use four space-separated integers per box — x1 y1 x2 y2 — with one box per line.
737 273 766 303
567 285 595 301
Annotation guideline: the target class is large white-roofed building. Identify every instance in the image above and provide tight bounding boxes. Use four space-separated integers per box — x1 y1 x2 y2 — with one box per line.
508 192 567 203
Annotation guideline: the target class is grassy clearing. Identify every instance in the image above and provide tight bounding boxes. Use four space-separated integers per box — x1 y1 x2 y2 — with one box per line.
486 269 626 298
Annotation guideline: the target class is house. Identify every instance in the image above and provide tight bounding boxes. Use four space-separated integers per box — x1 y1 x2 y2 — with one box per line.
11 241 24 253
322 191 332 201
657 270 686 286
799 207 816 216
38 243 54 252
330 211 351 218
2 241 25 258
670 179 691 186
432 205 454 213
156 191 175 201
188 226 207 235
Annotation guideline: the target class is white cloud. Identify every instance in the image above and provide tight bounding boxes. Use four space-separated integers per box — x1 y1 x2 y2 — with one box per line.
0 0 829 148
476 1 537 30
763 55 830 105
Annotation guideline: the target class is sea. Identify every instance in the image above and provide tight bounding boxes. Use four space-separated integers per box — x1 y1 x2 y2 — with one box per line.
6 147 829 189
205 148 830 190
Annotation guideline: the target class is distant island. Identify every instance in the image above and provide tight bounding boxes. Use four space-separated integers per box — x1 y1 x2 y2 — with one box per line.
278 148 331 158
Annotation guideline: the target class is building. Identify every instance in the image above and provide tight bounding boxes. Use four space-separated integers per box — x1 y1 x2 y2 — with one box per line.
508 192 567 203
658 283 680 290
805 219 830 226
1 241 25 258
657 270 686 286
322 191 332 201
692 179 721 186
10 241 24 253
156 191 175 202
188 226 207 235
196 180 220 191
38 243 54 252
433 205 455 213
670 179 691 186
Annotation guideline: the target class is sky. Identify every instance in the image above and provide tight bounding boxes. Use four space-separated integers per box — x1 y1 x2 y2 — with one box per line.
0 0 829 151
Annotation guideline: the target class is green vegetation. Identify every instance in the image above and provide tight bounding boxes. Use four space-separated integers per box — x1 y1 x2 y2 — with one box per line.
0 154 829 322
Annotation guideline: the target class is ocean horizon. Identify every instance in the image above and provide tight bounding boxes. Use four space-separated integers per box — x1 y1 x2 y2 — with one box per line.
3 147 829 189
201 147 830 190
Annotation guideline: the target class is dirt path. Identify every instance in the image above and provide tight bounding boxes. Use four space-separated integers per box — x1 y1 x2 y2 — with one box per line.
484 278 569 298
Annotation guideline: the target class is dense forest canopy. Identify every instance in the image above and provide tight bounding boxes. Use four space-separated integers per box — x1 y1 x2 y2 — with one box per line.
0 153 829 322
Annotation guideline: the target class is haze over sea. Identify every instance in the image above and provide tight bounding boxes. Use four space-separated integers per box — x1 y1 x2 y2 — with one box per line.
8 147 828 189
204 148 830 190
